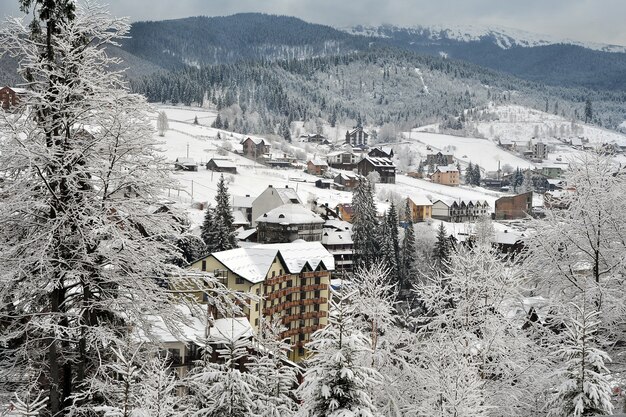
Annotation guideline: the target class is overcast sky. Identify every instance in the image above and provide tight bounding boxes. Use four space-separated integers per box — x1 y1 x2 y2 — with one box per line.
1 0 625 46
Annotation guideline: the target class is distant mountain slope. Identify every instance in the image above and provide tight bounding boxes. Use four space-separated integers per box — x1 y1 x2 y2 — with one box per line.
343 24 626 91
121 13 368 69
346 24 626 53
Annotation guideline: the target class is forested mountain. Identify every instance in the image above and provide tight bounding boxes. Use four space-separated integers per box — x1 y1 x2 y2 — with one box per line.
121 13 368 70
130 47 626 134
346 24 626 91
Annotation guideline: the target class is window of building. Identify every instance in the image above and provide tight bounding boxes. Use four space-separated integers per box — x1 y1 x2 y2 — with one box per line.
301 278 307 286
298 347 305 356
279 269 283 275
272 271 275 278
314 304 320 312
315 276 321 285
235 277 245 285
314 290 320 298
255 318 259 326
255 303 259 312
299 333 305 341
201 260 206 271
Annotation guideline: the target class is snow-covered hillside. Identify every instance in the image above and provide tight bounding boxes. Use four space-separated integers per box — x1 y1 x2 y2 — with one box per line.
345 23 626 53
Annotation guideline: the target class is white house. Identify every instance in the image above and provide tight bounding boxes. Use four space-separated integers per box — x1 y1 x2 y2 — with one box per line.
251 185 303 227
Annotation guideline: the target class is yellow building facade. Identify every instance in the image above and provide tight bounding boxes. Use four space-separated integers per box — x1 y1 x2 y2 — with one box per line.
190 242 333 362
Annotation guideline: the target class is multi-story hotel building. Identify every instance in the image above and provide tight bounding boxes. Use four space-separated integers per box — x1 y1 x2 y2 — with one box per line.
190 241 334 362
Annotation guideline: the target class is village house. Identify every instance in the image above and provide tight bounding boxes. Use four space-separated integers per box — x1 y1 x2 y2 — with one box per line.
498 138 516 151
345 126 369 147
255 204 325 243
174 157 198 171
321 229 353 272
314 179 333 189
334 172 361 190
357 156 396 184
540 166 563 179
251 185 302 227
232 194 255 224
404 194 433 222
368 146 394 159
0 86 27 110
190 242 334 362
430 165 460 186
241 137 270 158
336 203 355 223
206 158 237 174
495 192 533 220
425 152 454 168
307 159 329 176
326 150 360 170
432 199 490 222
529 140 548 160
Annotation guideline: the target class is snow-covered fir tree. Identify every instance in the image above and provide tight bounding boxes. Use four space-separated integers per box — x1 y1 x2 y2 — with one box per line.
297 287 383 417
400 199 417 289
380 202 400 285
352 178 380 271
433 223 452 272
200 174 237 253
248 317 299 416
188 330 259 417
0 3 193 414
134 354 186 417
548 302 614 417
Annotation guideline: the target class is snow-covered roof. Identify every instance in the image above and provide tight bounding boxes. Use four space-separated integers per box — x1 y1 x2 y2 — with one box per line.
232 210 249 226
176 157 197 166
405 192 433 207
256 204 324 225
243 137 267 145
322 230 353 246
327 150 353 157
211 241 334 283
362 156 395 168
232 195 255 208
335 172 360 181
308 159 328 167
324 219 353 231
236 228 257 240
435 164 458 173
272 186 302 205
494 230 524 245
209 158 237 168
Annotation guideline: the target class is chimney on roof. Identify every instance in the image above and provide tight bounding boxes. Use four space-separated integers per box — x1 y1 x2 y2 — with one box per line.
285 185 289 188
268 185 273 188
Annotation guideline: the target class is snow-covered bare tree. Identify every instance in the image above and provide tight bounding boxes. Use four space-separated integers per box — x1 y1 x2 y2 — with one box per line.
297 287 383 417
156 111 169 136
414 242 551 416
134 354 186 417
0 3 205 414
548 301 614 417
525 152 626 343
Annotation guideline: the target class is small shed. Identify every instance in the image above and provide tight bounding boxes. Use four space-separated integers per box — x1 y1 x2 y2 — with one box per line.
175 157 198 172
206 158 237 174
315 179 333 189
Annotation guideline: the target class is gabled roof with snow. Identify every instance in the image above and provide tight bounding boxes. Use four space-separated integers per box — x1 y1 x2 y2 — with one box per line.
209 158 237 168
361 156 395 168
322 230 353 246
324 219 353 231
175 157 197 165
243 137 267 145
232 195 255 208
256 204 324 225
211 242 334 283
308 159 328 167
232 210 249 226
435 164 459 173
272 186 302 204
405 192 433 207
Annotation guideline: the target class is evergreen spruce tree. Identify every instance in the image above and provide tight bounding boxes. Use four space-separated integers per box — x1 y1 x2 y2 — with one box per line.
200 204 219 253
209 174 238 252
434 223 452 272
248 317 299 416
472 164 481 186
585 98 593 124
548 302 614 417
297 288 382 417
352 178 380 271
188 332 259 417
400 200 417 289
381 203 400 285
466 162 474 185
212 113 223 129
